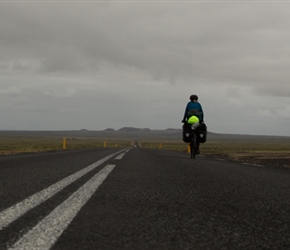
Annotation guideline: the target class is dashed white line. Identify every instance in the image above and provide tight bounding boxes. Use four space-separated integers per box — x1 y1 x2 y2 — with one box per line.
115 148 132 159
242 163 266 167
214 158 226 161
214 158 266 168
0 149 126 230
9 164 116 250
115 153 126 160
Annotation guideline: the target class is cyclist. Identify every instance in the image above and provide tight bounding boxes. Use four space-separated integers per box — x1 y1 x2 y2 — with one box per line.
182 94 204 123
182 94 205 154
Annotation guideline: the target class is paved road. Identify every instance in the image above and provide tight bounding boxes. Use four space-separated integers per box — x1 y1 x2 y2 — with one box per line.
1 147 290 250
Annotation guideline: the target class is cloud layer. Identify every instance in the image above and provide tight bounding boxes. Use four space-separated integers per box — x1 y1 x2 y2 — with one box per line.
1 1 290 135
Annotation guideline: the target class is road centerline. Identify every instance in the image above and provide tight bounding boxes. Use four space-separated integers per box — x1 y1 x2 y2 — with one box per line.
0 149 126 230
115 153 126 160
9 164 116 250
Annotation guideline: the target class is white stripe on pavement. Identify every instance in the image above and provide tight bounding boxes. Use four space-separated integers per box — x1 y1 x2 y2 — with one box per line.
9 164 116 250
115 148 132 159
115 153 126 160
0 149 126 230
242 162 266 167
214 158 226 161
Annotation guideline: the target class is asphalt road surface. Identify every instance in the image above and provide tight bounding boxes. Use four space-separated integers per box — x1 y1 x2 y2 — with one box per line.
1 147 290 250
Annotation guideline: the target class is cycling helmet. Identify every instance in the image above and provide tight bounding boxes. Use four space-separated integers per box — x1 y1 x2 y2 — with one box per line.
190 95 198 101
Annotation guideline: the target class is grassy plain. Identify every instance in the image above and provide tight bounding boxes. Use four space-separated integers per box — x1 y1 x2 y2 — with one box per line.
0 136 131 154
1 133 289 168
141 138 290 168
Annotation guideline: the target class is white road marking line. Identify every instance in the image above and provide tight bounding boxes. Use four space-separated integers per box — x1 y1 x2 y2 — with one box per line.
214 158 226 161
242 163 266 167
9 164 116 250
0 149 126 230
115 153 126 160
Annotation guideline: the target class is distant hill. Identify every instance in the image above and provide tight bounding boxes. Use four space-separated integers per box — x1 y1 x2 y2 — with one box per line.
0 128 289 142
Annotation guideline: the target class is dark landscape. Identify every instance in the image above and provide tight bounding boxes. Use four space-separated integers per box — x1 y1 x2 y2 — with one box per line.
0 127 290 168
1 127 289 141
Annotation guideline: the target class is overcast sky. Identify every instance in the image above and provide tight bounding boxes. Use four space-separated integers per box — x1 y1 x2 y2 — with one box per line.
1 1 290 136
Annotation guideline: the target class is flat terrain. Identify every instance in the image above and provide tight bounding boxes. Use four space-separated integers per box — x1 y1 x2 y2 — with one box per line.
1 130 289 168
201 140 290 169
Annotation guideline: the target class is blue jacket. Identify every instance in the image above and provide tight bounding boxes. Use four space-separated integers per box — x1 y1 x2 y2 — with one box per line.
183 101 204 122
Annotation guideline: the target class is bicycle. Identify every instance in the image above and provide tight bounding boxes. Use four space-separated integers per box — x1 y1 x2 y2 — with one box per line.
189 122 200 159
182 114 207 159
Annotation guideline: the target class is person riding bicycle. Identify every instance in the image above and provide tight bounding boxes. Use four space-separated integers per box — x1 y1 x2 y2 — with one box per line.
182 94 205 154
182 94 204 123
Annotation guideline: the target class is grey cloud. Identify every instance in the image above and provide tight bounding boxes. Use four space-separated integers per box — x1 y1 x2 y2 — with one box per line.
0 86 23 96
2 2 290 87
253 83 290 98
1 2 290 135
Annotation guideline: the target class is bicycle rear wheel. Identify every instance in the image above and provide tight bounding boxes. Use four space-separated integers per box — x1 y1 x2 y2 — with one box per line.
190 133 197 159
